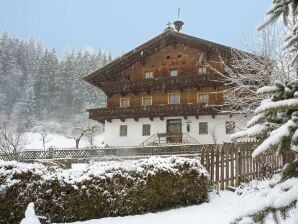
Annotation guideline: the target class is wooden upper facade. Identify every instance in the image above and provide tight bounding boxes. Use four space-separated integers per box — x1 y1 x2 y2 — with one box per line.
84 29 235 123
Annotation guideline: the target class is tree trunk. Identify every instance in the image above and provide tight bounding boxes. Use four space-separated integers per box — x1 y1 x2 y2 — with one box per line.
75 139 80 149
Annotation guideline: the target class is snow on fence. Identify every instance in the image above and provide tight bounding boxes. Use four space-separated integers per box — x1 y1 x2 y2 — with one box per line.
0 143 284 190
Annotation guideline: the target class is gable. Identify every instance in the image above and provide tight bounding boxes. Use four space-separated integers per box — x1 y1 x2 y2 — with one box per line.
84 30 233 86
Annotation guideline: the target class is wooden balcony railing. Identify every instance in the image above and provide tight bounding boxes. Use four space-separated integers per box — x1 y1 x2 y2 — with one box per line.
87 104 218 123
98 74 223 95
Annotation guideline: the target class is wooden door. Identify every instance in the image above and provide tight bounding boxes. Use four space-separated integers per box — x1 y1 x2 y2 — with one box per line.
167 119 182 143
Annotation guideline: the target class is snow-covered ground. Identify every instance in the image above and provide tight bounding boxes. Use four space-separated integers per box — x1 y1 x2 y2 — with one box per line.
65 176 297 224
24 132 104 150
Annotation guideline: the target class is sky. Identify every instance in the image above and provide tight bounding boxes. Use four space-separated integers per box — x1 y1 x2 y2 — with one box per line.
0 0 271 57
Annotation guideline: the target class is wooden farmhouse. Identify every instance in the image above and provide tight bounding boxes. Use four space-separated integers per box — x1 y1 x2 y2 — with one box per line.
84 22 248 146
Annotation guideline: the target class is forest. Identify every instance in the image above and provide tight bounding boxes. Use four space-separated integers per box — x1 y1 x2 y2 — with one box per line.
0 31 111 130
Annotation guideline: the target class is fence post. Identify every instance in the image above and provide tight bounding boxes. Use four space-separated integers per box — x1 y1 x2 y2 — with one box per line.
220 145 225 190
235 147 240 187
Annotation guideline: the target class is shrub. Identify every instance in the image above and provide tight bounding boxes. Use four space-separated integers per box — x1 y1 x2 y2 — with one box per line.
0 157 209 223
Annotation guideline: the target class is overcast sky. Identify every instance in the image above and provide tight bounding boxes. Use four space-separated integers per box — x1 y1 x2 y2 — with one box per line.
0 0 271 57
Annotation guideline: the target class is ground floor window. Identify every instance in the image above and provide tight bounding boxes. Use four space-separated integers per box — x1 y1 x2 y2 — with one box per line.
199 122 208 135
120 125 127 136
226 121 235 134
142 124 151 136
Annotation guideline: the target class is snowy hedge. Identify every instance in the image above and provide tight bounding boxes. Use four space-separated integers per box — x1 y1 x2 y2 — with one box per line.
0 157 209 223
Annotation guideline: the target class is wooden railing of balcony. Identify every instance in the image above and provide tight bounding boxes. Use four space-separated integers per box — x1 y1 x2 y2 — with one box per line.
98 74 224 95
88 104 218 123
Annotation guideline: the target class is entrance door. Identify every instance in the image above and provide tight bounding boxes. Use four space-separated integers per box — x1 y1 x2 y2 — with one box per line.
167 119 182 143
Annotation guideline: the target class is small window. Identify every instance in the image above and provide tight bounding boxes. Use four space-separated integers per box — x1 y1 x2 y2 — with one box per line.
226 121 235 134
120 125 127 136
199 66 207 75
198 94 209 103
199 122 208 135
145 71 154 79
142 97 152 106
169 93 180 104
142 124 151 136
187 124 190 132
166 55 171 59
120 98 130 107
170 70 178 77
125 75 130 81
177 54 182 58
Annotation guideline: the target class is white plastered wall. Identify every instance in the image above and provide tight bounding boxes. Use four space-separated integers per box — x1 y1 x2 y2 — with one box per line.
103 114 250 147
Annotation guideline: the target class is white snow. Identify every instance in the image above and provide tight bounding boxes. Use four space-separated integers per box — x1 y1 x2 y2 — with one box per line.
255 99 298 114
257 86 279 94
24 132 104 150
20 202 41 224
252 120 295 157
64 176 298 224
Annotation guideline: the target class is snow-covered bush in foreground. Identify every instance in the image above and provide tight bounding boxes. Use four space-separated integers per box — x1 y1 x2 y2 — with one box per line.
0 157 209 223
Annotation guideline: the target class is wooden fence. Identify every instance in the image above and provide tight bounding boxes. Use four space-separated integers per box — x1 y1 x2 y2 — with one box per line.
0 143 284 190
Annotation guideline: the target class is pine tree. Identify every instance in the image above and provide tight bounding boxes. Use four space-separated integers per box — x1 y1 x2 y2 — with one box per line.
232 80 298 161
259 0 298 64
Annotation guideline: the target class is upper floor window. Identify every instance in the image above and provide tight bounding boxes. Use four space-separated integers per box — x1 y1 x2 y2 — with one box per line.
120 125 127 136
198 93 209 103
199 66 207 75
120 98 130 108
142 96 152 106
145 71 154 79
199 122 208 135
170 70 178 77
226 121 235 134
168 93 180 104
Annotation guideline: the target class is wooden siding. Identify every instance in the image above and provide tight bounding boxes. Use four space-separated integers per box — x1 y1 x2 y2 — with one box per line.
107 88 225 108
119 43 224 82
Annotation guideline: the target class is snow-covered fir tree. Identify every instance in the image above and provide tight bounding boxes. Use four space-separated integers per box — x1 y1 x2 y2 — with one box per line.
0 31 111 127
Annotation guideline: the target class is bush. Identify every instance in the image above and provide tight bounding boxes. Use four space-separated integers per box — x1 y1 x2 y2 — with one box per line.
0 157 209 223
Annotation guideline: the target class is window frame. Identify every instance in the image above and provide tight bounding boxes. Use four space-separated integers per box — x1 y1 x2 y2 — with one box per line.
120 125 128 137
199 122 208 135
145 71 154 79
120 98 130 108
142 124 151 136
197 93 209 104
226 121 236 134
142 96 152 106
199 66 207 75
168 93 180 104
170 69 178 77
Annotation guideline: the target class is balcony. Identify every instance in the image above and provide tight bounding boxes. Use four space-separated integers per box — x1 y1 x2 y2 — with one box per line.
98 74 223 95
88 104 217 123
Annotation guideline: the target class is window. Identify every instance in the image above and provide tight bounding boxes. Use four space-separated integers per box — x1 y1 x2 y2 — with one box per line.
198 94 209 103
170 70 178 77
142 124 151 136
226 121 235 134
187 123 190 133
142 97 152 106
145 71 154 79
120 98 130 107
120 125 127 136
166 55 171 59
168 93 180 104
199 66 207 75
199 122 208 135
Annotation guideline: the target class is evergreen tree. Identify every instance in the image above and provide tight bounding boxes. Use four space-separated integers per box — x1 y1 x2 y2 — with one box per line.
232 80 298 161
